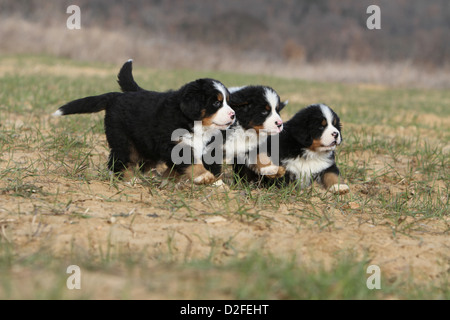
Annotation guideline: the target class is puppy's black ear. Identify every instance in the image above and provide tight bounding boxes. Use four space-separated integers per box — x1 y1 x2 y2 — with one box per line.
288 113 313 148
294 132 313 148
230 102 251 113
229 89 251 114
180 80 206 120
278 100 288 112
229 88 249 106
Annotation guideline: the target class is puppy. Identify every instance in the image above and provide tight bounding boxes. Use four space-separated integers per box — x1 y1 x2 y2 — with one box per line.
53 66 235 185
224 86 287 178
236 104 349 194
117 60 287 179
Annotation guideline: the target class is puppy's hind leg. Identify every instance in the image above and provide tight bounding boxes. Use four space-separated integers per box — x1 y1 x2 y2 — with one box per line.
107 142 141 182
107 152 134 181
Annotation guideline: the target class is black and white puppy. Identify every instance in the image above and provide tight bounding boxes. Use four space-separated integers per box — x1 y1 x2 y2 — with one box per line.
53 66 235 185
236 104 349 194
117 60 288 178
223 86 287 177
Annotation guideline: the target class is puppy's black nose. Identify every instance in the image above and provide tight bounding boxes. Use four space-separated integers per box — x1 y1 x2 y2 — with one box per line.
332 131 339 139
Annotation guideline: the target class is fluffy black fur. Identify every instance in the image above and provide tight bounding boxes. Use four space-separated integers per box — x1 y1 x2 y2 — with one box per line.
117 59 143 92
54 72 233 182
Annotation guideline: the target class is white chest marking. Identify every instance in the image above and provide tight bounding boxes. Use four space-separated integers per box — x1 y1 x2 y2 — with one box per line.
282 150 334 187
179 124 218 161
223 123 261 163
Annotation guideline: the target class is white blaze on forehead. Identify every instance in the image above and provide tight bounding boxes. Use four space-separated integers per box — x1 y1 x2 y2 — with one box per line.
318 103 341 149
320 104 333 124
264 88 279 111
262 87 283 134
211 81 235 127
213 81 228 98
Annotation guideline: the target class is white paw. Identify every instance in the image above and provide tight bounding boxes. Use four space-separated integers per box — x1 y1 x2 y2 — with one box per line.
212 179 229 191
212 179 224 186
260 165 279 176
329 183 350 195
193 171 215 185
125 177 138 187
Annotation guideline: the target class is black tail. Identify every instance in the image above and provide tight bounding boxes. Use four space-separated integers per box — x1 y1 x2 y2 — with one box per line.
53 92 121 116
117 59 144 92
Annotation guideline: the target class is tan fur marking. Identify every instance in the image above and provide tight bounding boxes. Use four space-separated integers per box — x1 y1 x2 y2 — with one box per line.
249 121 265 133
202 110 215 126
202 115 214 126
129 144 141 164
308 138 322 151
119 144 142 181
249 153 286 178
121 163 137 181
322 172 340 189
155 162 169 175
161 166 181 179
184 164 216 184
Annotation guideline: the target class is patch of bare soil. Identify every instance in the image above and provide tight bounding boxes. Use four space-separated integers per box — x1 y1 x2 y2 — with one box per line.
0 170 448 296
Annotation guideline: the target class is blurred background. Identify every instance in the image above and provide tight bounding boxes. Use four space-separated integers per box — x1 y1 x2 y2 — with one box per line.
1 0 449 88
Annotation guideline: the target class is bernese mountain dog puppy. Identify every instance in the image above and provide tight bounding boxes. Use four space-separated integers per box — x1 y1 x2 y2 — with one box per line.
223 86 287 178
117 60 288 179
53 69 235 185
235 104 350 194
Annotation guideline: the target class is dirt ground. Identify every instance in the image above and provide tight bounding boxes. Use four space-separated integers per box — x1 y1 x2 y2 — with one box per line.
0 129 448 290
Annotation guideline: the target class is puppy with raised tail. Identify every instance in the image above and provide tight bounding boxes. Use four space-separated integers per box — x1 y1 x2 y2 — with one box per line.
53 63 235 185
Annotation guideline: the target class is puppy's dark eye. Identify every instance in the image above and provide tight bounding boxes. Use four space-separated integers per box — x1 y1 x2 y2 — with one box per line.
262 105 271 116
319 119 327 129
213 101 222 108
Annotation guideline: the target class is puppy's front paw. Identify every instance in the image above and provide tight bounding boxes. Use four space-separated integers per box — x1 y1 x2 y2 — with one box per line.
260 165 286 179
193 171 216 185
260 165 279 176
125 177 138 187
274 166 286 178
329 183 350 195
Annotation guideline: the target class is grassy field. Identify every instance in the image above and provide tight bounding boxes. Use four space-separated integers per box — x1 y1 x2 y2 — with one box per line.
0 55 448 299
